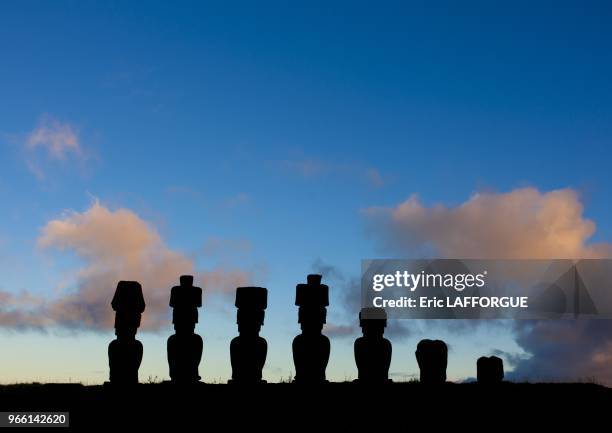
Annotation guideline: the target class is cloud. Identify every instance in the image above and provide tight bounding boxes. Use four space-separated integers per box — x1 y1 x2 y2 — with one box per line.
23 115 87 180
364 186 612 384
508 320 612 384
221 192 252 209
26 116 82 160
323 323 355 337
310 259 360 339
365 168 385 188
201 237 252 258
199 268 250 295
278 157 387 187
311 258 413 340
280 158 330 177
364 187 612 259
164 187 254 215
0 201 251 331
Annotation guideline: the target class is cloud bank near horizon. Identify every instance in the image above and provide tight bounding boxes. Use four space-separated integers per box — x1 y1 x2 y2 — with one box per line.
364 187 612 384
0 201 251 331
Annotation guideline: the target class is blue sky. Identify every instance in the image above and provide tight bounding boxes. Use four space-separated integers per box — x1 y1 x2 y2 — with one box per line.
1 1 612 383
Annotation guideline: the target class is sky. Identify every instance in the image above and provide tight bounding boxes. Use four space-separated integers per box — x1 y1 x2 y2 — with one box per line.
1 0 612 384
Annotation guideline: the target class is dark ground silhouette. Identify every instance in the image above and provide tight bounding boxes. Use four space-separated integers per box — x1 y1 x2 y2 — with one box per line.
4 278 610 429
0 382 608 428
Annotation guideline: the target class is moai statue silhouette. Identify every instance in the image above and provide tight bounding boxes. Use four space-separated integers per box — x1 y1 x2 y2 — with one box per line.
292 274 330 383
167 275 203 384
415 339 447 384
108 281 146 385
354 307 392 383
477 356 504 384
229 286 268 383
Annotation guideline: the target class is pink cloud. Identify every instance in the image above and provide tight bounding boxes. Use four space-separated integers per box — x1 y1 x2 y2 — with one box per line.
0 201 251 331
26 115 82 161
365 186 612 384
364 187 612 259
